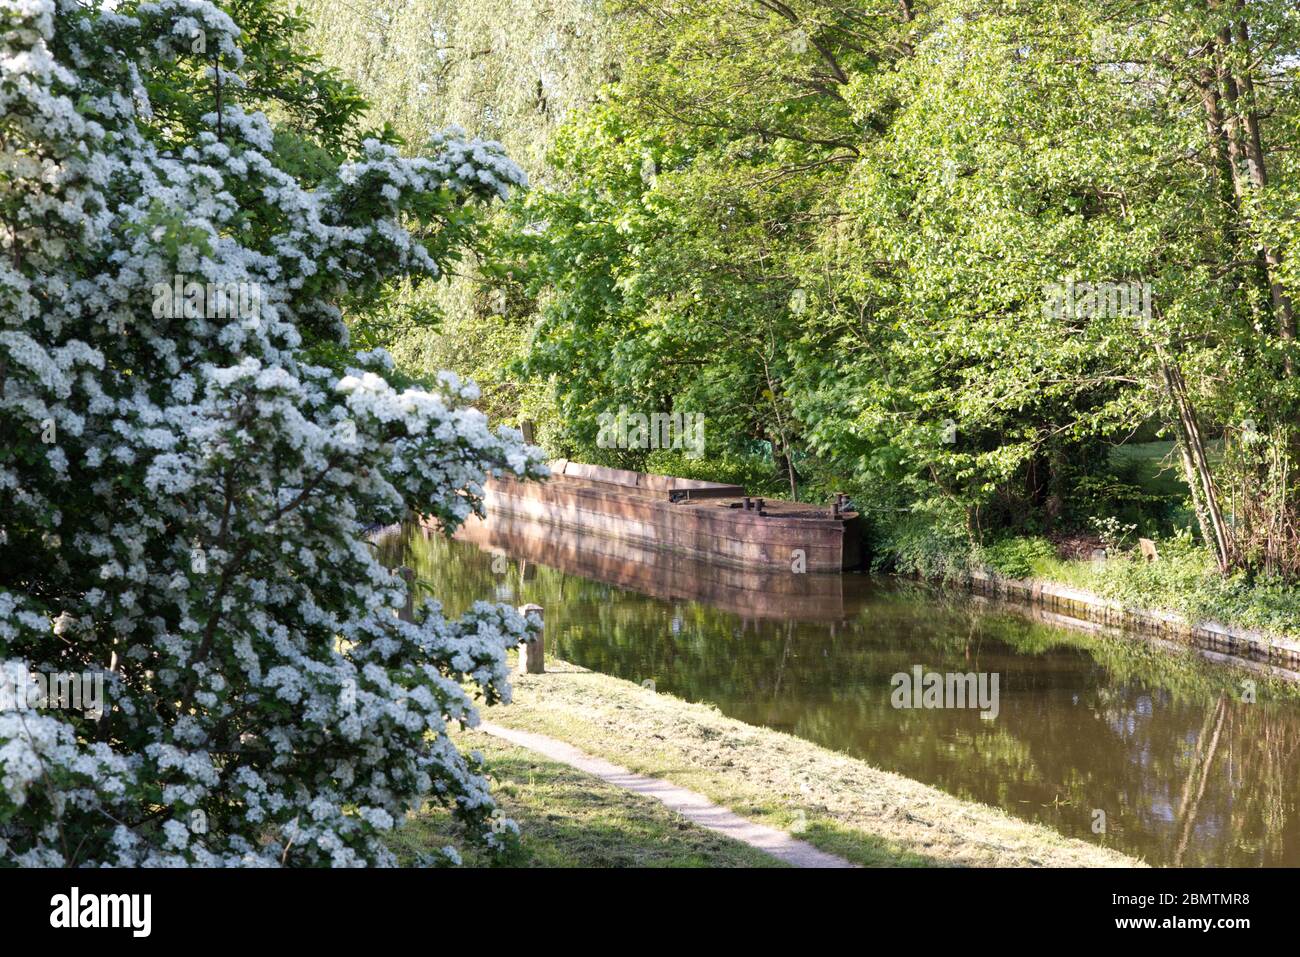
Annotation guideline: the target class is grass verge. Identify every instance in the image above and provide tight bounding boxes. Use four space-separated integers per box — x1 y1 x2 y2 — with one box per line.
484 657 1141 868
387 729 785 867
984 538 1300 642
880 516 1300 642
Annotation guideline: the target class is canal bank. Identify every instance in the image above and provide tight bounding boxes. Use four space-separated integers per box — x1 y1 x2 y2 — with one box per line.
955 568 1300 677
383 522 1300 866
486 656 1141 867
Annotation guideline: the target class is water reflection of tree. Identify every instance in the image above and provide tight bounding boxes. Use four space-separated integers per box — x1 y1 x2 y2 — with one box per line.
1166 699 1300 866
389 525 1300 866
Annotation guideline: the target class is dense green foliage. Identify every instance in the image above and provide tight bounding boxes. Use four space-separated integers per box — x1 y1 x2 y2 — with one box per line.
483 0 1300 576
298 0 1300 585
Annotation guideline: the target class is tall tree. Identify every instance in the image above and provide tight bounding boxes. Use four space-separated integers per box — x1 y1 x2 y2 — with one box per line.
0 0 541 865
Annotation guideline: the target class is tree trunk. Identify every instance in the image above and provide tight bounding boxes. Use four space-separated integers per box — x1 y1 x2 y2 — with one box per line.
1212 15 1295 371
1160 356 1233 571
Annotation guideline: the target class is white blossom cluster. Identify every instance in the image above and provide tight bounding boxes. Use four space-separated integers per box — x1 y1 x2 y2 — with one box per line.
0 0 544 865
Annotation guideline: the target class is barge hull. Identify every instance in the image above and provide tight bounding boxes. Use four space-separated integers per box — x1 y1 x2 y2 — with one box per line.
478 461 861 573
452 512 850 620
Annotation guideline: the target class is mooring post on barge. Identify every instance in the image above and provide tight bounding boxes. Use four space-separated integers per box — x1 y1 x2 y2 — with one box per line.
518 603 545 674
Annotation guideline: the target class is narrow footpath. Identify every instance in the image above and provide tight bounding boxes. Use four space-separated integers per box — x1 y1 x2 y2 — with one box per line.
479 722 857 868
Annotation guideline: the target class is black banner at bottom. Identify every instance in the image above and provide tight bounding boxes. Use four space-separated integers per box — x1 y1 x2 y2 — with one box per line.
0 866 1274 943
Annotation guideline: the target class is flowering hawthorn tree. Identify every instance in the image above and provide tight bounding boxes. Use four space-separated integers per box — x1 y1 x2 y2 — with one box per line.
0 0 545 865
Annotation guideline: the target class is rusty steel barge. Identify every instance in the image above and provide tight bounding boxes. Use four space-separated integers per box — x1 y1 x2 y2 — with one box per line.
452 511 854 619
467 459 863 573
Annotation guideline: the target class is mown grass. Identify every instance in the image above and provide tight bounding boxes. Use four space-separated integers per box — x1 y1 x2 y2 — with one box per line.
386 729 784 867
484 658 1141 868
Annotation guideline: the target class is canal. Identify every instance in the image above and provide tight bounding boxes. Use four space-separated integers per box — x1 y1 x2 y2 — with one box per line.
377 517 1300 867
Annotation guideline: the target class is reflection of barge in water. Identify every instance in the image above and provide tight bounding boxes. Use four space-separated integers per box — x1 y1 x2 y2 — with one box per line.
451 511 852 621
472 460 863 573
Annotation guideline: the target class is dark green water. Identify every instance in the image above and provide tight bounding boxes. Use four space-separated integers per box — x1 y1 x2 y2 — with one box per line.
379 520 1300 867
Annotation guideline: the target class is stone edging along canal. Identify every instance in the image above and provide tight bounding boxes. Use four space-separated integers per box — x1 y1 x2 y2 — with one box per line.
954 569 1300 678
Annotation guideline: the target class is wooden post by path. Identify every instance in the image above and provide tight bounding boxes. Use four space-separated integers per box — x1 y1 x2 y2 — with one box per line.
518 603 544 674
398 566 415 622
